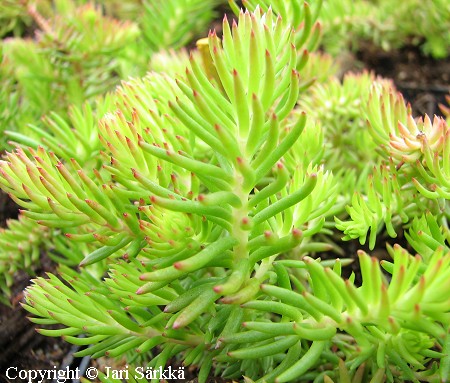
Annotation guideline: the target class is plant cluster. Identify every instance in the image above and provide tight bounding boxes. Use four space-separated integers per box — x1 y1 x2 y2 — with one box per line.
0 0 219 148
236 0 450 58
319 0 450 58
0 1 449 383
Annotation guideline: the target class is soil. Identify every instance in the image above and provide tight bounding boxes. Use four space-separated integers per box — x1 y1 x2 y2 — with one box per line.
0 231 71 382
356 41 450 117
0 191 18 227
0 31 449 383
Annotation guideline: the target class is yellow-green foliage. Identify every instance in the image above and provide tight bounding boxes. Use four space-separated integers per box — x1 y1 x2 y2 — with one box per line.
0 2 449 383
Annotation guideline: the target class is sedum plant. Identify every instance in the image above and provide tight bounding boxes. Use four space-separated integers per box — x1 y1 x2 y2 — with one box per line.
0 0 32 37
0 3 140 148
367 0 450 59
0 0 54 38
298 71 388 173
251 0 449 59
0 0 220 151
140 0 220 53
0 4 449 383
336 81 449 250
51 0 222 55
319 0 450 58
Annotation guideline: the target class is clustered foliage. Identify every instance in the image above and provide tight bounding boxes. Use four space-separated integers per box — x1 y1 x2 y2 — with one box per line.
232 0 450 58
0 0 218 147
0 1 449 383
319 0 450 58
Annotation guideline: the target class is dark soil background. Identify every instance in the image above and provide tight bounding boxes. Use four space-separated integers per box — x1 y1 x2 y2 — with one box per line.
357 41 450 118
0 25 449 383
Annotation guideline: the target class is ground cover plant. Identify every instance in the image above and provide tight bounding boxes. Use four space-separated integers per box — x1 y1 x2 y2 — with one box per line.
0 1 449 382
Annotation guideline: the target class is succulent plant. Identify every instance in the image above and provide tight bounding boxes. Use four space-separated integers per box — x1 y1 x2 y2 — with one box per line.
140 0 220 52
319 0 450 58
0 0 54 38
299 71 386 172
0 3 140 151
0 2 449 383
0 1 230 152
